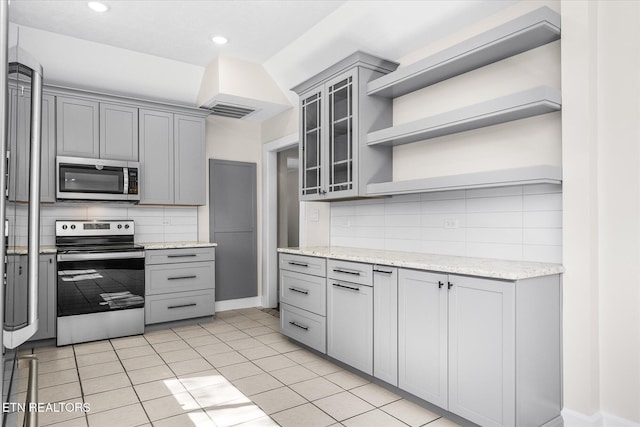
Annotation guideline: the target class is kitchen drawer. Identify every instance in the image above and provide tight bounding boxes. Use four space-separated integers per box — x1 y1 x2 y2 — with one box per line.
146 261 214 295
145 289 214 324
327 259 373 286
280 270 326 316
279 253 326 277
146 247 215 265
280 303 326 354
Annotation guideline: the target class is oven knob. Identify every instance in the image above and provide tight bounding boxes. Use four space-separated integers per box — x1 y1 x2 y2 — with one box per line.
70 225 76 230
62 225 67 230
117 224 122 229
124 224 130 229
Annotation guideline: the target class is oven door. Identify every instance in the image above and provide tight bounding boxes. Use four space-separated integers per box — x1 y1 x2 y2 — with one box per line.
57 251 145 317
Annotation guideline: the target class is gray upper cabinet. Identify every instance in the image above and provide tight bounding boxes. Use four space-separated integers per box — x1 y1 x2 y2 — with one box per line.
293 52 398 201
139 110 206 205
174 114 206 205
8 89 55 202
56 96 100 158
100 103 139 161
139 109 174 204
57 96 139 161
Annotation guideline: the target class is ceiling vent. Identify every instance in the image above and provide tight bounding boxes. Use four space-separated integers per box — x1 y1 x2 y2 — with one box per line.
201 101 256 119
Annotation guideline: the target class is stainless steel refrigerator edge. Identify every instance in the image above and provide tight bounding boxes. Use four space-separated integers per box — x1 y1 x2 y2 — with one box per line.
1 0 44 425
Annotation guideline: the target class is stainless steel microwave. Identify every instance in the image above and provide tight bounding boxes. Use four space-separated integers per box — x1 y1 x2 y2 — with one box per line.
56 156 140 202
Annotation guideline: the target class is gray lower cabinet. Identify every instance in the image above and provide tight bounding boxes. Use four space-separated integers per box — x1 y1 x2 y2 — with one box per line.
398 269 449 408
8 90 55 202
279 253 327 353
139 110 206 205
145 247 215 325
326 260 373 374
30 255 57 341
5 254 56 342
372 266 398 386
398 270 562 427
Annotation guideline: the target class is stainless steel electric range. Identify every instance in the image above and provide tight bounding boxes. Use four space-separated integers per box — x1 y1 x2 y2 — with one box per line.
55 220 145 346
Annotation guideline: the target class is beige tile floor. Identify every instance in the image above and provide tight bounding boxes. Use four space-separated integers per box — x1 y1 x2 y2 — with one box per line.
15 308 462 427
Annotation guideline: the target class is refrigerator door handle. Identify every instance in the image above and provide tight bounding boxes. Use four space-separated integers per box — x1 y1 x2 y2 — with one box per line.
3 60 43 349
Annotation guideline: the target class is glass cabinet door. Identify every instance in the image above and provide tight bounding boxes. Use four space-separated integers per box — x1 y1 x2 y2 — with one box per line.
327 73 355 195
300 91 322 196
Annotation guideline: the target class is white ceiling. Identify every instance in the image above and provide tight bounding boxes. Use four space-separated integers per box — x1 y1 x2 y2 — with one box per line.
8 0 517 106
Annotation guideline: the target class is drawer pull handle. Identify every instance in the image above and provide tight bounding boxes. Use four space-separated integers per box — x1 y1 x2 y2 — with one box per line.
289 321 309 331
333 268 361 276
332 283 360 292
289 287 309 295
167 275 197 280
167 254 198 258
168 303 197 309
288 261 309 267
373 269 393 274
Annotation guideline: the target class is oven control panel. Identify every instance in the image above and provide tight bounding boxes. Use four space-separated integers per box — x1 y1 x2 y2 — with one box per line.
56 220 135 237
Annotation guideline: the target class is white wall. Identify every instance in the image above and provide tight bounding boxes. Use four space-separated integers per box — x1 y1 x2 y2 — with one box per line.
9 24 204 106
562 1 640 425
330 184 562 263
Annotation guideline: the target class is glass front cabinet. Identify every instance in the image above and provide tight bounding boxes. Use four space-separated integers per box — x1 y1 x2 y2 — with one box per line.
295 52 398 201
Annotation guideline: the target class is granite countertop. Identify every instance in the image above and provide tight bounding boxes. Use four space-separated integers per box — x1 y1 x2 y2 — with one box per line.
142 241 217 250
7 246 58 255
278 246 565 281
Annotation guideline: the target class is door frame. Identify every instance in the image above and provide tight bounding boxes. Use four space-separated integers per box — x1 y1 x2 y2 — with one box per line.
262 133 298 308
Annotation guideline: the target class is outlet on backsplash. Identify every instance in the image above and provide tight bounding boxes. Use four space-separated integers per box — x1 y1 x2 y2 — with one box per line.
443 219 460 229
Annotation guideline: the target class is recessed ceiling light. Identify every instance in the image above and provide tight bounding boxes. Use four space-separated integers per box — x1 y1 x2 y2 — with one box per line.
211 36 228 45
88 1 109 13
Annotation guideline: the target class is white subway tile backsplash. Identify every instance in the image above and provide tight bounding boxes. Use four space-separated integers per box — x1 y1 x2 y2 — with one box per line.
466 242 523 261
14 204 199 246
466 228 523 245
466 195 523 213
421 198 466 214
523 193 562 211
330 184 563 263
523 211 562 228
523 228 563 246
466 212 522 228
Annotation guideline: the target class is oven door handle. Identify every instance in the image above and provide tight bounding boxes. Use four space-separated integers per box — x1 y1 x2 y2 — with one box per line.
57 251 146 262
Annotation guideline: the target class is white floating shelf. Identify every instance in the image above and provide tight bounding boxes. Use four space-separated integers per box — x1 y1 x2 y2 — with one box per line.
366 165 562 196
367 86 561 147
367 6 561 98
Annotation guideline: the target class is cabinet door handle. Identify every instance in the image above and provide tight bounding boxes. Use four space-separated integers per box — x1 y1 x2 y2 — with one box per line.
289 321 309 331
167 254 197 258
167 303 197 309
373 269 393 274
448 281 453 290
333 268 361 276
438 281 444 289
288 287 309 295
332 283 360 292
288 261 309 268
167 275 197 281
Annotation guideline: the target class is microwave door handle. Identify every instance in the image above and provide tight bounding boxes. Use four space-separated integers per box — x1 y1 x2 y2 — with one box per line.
123 167 129 194
4 64 43 349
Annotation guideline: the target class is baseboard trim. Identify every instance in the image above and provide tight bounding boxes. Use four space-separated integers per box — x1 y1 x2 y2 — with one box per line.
215 296 262 312
563 409 639 427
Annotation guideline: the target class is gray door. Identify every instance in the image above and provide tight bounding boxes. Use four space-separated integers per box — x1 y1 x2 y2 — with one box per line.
209 159 257 301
